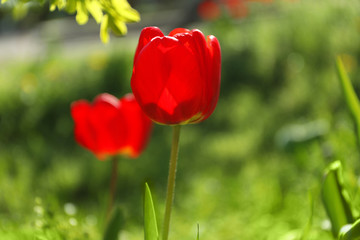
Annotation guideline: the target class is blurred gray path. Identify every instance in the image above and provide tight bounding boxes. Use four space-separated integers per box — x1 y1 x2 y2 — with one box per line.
0 8 199 63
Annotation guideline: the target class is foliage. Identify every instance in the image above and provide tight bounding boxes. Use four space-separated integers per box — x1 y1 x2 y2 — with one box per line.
321 161 355 237
144 183 159 240
0 0 140 43
336 56 360 146
320 57 360 239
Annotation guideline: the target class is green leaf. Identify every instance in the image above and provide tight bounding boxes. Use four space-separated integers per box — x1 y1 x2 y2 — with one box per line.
65 0 77 14
4 0 140 43
336 56 360 144
85 0 103 23
339 219 360 240
120 7 140 23
321 160 355 237
144 183 159 240
111 0 140 22
100 14 110 44
103 206 124 240
118 7 140 23
76 0 89 25
109 17 127 36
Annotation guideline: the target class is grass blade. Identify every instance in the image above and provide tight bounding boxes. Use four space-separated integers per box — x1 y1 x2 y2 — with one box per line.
336 56 360 144
144 183 159 240
321 160 355 237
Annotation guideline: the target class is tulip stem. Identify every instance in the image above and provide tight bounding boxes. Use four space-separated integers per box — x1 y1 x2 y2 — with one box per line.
162 125 181 240
107 155 118 220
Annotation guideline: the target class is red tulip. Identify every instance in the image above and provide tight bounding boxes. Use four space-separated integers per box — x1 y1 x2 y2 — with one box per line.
71 93 152 160
131 27 221 125
221 0 248 18
197 0 221 20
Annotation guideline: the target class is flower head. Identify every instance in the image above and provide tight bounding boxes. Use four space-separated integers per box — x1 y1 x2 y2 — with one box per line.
197 0 221 20
71 93 152 159
131 27 221 125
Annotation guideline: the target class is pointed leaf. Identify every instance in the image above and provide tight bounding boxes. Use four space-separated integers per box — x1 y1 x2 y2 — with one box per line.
76 0 89 25
103 206 124 240
336 56 360 143
100 14 110 44
321 160 355 237
144 183 159 240
110 17 127 36
85 0 103 23
111 0 140 22
119 7 140 22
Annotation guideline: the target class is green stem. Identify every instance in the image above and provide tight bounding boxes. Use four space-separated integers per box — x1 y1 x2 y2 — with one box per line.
107 155 118 220
162 125 181 240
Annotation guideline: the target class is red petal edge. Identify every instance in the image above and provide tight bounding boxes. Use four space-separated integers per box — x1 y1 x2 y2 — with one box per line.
134 27 164 64
200 34 221 122
168 28 190 36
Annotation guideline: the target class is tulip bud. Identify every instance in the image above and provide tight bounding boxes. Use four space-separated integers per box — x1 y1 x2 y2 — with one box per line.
131 27 221 125
71 93 152 159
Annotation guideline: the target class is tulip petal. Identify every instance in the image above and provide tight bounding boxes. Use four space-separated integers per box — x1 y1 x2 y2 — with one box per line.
134 27 164 64
88 94 127 158
71 100 96 152
184 32 208 73
131 36 203 124
171 30 210 121
131 27 221 125
200 35 221 122
120 94 152 158
94 93 121 108
168 28 190 36
71 93 152 160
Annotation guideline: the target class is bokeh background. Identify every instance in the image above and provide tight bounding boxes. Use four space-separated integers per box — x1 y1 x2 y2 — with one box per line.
1 0 360 239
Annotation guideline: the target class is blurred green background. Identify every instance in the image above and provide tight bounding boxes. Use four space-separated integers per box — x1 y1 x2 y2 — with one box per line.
1 0 360 239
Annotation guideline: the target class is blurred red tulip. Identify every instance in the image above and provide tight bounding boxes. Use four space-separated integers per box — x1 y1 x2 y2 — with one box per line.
131 27 221 125
71 93 152 160
247 0 273 2
222 0 248 18
197 0 221 20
